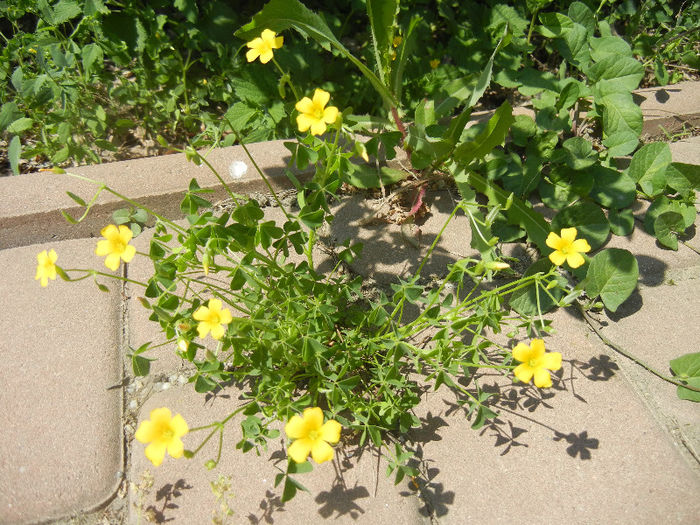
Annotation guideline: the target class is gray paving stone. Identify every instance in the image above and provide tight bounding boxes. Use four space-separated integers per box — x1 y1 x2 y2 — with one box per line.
635 80 700 138
0 239 123 524
127 386 428 524
406 307 700 524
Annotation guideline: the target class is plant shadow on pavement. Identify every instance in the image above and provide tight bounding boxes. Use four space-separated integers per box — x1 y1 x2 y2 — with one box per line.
144 479 193 523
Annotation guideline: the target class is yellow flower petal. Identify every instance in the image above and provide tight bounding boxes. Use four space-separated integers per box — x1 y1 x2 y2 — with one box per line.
566 252 586 268
246 47 260 62
296 114 314 132
260 29 277 42
323 106 339 124
548 250 567 266
105 253 121 271
533 368 553 388
192 305 209 321
310 120 327 136
319 419 342 444
122 244 136 263
560 227 578 243
170 414 189 437
134 420 155 443
541 351 562 371
571 238 591 253
312 88 330 108
196 322 210 339
219 308 233 324
285 414 307 440
166 438 184 459
512 342 533 363
295 97 314 114
545 232 562 250
303 407 324 429
514 363 534 384
95 239 111 256
259 49 274 64
530 338 546 357
273 36 284 48
210 323 226 340
288 437 313 463
145 442 167 467
310 439 335 463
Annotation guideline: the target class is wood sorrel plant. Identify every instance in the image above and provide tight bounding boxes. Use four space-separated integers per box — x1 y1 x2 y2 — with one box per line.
36 0 700 505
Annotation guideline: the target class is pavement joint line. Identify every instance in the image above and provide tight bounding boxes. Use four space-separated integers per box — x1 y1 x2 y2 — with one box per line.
580 309 700 472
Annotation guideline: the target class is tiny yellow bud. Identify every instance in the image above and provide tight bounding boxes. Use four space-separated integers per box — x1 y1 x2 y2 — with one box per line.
430 59 440 69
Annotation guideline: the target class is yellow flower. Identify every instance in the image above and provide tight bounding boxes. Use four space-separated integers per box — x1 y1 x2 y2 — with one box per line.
35 249 58 287
134 407 189 467
392 35 403 47
285 407 342 464
95 224 136 271
193 298 232 340
295 89 339 136
429 59 440 69
512 339 562 388
546 227 591 269
245 29 283 64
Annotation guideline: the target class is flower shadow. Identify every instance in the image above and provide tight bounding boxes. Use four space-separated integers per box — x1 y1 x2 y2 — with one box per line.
145 478 192 523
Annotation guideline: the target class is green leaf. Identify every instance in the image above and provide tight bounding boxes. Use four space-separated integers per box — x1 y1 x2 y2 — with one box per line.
81 43 104 75
590 36 633 61
568 1 595 36
367 0 398 82
467 28 511 109
665 162 700 197
628 142 672 196
459 169 551 252
237 0 397 107
131 354 153 376
670 352 700 402
509 258 565 316
588 55 644 92
561 137 597 170
538 12 573 38
344 164 406 189
7 117 33 134
454 102 514 165
584 248 638 312
66 191 87 207
603 130 639 158
601 93 643 140
589 165 636 209
608 208 634 236
556 23 589 66
50 0 82 24
0 102 23 132
552 201 610 250
653 211 685 250
644 196 696 237
8 136 21 176
84 0 109 16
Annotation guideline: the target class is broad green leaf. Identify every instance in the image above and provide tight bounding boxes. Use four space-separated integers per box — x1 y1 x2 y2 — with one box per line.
510 114 537 146
538 12 573 38
224 102 257 132
588 55 644 92
589 165 636 209
608 208 634 236
81 43 104 75
517 68 560 96
131 354 152 376
367 0 398 82
568 1 595 36
0 102 22 132
644 196 696 237
584 248 638 312
7 117 33 134
628 142 671 196
589 36 633 61
670 352 700 402
454 102 514 165
50 0 82 24
665 162 700 197
237 0 397 107
603 130 639 157
556 23 589 67
601 93 643 137
653 211 685 250
561 137 597 170
344 164 406 189
8 136 21 176
552 201 610 250
84 0 109 16
509 258 565 316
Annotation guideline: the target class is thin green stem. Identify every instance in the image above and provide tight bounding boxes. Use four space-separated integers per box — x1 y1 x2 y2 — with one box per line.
579 305 700 392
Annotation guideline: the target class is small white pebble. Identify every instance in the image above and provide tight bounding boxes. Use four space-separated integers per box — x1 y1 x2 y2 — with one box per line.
128 400 138 410
177 375 187 385
229 160 247 179
161 382 171 391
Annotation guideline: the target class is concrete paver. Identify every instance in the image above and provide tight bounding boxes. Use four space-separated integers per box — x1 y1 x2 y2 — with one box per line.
0 239 123 524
